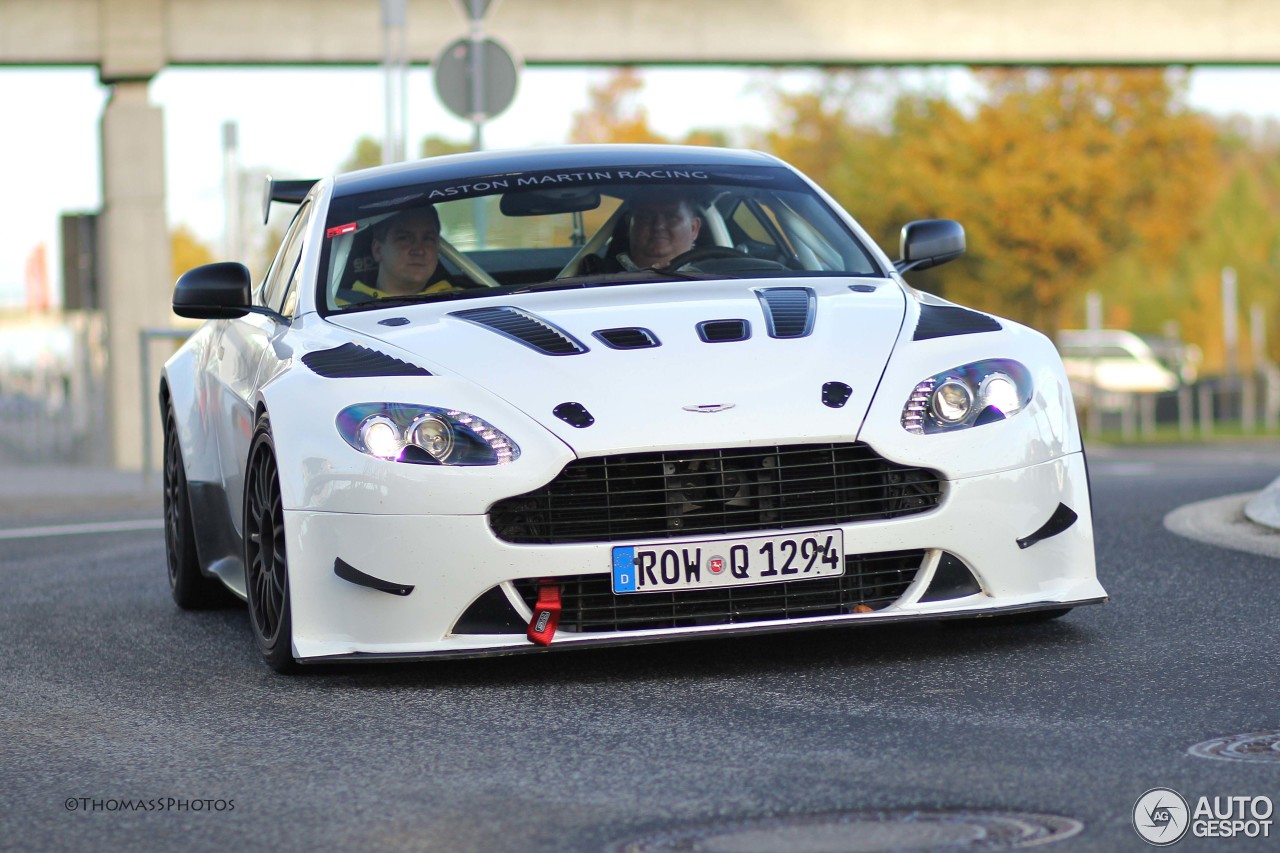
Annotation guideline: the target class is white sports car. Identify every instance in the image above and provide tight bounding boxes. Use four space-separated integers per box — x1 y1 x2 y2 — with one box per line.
162 144 1106 671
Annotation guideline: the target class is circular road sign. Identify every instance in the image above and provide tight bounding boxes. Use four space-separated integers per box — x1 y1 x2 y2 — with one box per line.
434 37 520 122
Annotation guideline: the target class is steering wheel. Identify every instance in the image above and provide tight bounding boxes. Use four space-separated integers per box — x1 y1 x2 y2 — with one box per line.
660 246 747 271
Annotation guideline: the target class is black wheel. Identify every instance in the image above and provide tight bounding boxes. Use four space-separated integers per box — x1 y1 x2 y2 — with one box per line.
244 415 296 673
164 407 233 609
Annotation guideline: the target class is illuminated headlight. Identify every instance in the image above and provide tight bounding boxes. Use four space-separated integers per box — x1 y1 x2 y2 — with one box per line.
901 359 1032 435
338 404 520 465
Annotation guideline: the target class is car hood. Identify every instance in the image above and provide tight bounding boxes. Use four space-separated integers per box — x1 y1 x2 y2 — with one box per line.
325 278 907 455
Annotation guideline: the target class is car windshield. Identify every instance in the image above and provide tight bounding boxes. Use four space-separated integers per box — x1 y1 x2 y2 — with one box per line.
319 164 881 313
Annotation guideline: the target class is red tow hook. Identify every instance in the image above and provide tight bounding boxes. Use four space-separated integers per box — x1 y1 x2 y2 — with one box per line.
527 580 561 646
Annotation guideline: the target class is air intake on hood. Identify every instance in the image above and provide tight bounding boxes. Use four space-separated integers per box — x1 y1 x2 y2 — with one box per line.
757 287 816 338
301 343 431 378
451 306 589 355
913 304 1002 341
593 327 660 350
697 319 751 343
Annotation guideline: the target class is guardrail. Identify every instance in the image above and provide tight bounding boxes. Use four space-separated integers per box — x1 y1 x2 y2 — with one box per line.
1079 373 1280 439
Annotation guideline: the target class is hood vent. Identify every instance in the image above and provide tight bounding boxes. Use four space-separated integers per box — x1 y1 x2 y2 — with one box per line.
301 343 431 378
451 306 588 355
593 327 660 350
913 304 1002 341
697 319 751 343
757 287 816 338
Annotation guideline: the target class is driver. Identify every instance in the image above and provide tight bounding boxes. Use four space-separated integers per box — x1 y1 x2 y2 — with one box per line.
339 206 458 304
617 191 702 271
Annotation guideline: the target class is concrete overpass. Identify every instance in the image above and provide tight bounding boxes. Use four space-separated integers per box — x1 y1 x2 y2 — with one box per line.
3 0 1278 468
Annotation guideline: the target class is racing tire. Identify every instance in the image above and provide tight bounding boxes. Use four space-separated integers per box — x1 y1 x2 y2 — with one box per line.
164 406 234 609
244 414 297 673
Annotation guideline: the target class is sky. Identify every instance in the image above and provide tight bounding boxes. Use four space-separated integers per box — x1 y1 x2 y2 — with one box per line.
1 64 1278 307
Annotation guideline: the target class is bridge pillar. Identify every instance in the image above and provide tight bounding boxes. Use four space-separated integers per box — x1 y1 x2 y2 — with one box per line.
100 80 170 470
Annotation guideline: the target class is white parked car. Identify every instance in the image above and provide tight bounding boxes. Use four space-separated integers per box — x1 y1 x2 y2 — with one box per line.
1057 329 1180 397
161 145 1106 671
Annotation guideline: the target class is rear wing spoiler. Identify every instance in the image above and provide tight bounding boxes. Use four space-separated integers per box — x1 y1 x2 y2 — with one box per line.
262 177 318 224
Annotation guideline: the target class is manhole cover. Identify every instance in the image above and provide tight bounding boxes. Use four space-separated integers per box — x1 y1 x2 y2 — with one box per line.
608 810 1083 852
1189 732 1280 762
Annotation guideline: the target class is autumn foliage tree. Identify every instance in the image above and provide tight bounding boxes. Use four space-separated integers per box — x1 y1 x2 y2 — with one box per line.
171 225 215 280
569 68 728 147
765 68 1221 336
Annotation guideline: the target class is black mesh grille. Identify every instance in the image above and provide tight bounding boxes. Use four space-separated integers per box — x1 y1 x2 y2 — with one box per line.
451 306 588 355
301 343 431 378
512 550 924 632
594 327 660 349
697 319 750 343
758 287 815 338
489 443 942 545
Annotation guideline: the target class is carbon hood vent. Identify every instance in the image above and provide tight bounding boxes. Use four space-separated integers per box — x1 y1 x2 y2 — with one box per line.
450 306 589 355
913 304 1002 341
301 343 432 378
593 327 660 350
757 287 816 338
697 319 751 343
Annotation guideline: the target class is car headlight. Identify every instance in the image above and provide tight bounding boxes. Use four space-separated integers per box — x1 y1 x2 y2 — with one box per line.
901 359 1032 435
337 403 520 465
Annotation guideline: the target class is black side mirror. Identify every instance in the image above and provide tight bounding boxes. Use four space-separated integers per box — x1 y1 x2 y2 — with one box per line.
173 263 253 319
896 220 965 273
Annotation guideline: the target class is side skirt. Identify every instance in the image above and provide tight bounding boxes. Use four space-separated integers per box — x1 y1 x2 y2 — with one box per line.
186 480 246 601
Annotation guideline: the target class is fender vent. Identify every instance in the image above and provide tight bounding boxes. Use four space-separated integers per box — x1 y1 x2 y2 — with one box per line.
757 287 816 338
451 306 588 355
593 327 660 350
913 304 1002 341
301 343 431 378
697 319 751 343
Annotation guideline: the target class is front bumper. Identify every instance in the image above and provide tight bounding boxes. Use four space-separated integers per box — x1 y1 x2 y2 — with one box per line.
285 451 1104 662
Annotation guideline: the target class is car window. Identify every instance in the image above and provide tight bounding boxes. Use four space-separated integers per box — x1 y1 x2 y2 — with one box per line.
319 165 882 313
260 202 311 313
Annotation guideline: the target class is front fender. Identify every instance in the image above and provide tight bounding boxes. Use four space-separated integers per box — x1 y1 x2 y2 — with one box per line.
859 316 1081 480
161 322 222 486
257 369 577 517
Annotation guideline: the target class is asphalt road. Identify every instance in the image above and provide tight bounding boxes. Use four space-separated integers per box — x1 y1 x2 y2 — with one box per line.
3 443 1280 852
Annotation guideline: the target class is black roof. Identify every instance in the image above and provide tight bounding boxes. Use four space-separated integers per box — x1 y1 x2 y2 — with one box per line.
330 144 784 198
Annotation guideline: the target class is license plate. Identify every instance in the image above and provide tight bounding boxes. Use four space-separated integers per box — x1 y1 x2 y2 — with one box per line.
611 529 844 594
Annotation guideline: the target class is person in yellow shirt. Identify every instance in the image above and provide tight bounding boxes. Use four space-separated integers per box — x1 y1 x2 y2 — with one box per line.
339 206 458 304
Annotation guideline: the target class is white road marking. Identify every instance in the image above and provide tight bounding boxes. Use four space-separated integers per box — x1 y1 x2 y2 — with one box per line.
0 519 164 541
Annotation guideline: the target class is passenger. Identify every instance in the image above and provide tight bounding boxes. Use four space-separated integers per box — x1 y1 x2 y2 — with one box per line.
613 191 703 271
341 206 458 303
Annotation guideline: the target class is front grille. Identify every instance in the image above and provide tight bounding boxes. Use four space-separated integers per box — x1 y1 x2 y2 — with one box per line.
512 550 924 632
490 442 942 545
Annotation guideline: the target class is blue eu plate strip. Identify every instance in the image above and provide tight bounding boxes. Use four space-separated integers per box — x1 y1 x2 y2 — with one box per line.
612 547 637 593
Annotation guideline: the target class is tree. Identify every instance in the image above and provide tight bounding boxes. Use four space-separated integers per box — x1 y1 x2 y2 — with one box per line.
420 135 470 158
341 137 384 172
763 68 1222 337
171 225 215 280
569 68 668 144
